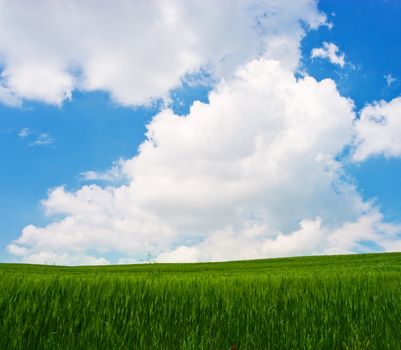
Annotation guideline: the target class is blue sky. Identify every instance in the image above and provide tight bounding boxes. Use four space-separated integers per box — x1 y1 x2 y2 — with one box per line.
1 0 401 264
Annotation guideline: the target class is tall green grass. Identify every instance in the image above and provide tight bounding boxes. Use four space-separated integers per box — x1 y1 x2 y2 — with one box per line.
1 253 401 349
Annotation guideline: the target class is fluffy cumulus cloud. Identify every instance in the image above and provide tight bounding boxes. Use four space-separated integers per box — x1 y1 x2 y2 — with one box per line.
8 58 401 265
0 0 326 107
311 42 345 67
158 212 401 262
353 96 401 161
5 1 401 265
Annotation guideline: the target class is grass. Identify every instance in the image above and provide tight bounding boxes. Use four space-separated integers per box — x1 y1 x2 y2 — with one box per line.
1 253 401 349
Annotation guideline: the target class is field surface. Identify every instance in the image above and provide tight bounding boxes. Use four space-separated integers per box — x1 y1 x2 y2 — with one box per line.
1 253 401 349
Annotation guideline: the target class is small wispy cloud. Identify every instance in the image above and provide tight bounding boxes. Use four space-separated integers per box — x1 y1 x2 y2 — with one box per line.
18 127 30 138
80 160 126 182
311 42 345 67
29 133 54 146
18 128 54 146
384 74 397 87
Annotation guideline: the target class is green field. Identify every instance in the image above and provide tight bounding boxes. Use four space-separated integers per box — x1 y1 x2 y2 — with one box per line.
1 253 401 349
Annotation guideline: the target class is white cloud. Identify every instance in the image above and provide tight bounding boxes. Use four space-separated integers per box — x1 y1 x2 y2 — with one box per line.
29 133 54 146
384 74 397 87
18 127 30 138
21 250 109 266
0 83 21 106
325 211 401 254
157 211 401 262
9 58 400 264
17 128 54 146
5 2 400 265
311 42 345 67
1 63 74 105
353 96 401 161
0 0 326 107
7 243 28 256
80 160 126 182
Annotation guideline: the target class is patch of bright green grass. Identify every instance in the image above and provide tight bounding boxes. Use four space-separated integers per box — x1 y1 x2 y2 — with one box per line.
1 253 401 349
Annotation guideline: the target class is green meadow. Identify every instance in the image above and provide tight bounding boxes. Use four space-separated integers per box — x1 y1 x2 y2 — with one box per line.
1 253 401 349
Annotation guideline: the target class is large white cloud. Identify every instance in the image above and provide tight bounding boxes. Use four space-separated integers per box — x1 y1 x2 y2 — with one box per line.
353 96 401 161
0 0 326 107
5 1 401 265
9 58 401 265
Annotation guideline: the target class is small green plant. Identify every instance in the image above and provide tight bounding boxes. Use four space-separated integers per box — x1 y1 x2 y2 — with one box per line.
145 251 163 280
